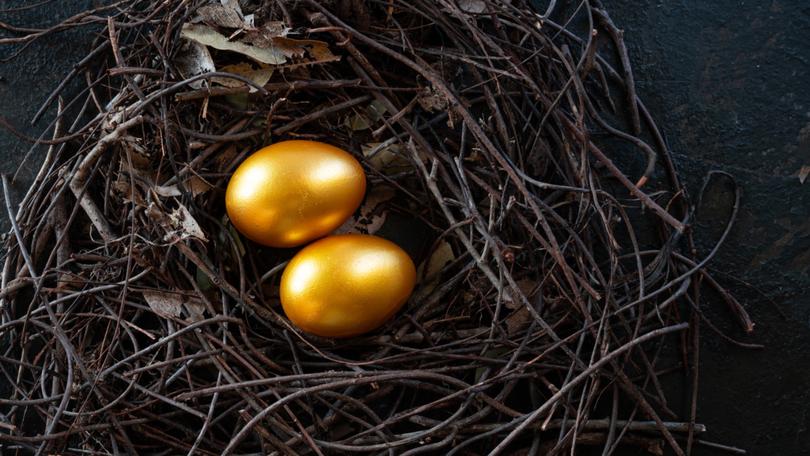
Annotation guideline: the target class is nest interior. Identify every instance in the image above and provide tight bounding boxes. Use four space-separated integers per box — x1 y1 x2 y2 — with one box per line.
0 0 751 454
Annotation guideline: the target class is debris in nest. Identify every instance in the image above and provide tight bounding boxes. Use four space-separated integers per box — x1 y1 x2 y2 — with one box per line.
335 185 396 235
175 40 217 89
212 62 274 91
185 175 213 196
456 0 487 14
195 2 245 29
180 21 337 67
502 278 538 310
799 165 810 184
362 141 410 174
413 240 456 300
345 99 390 131
153 184 182 197
418 86 450 113
142 290 206 322
165 203 207 242
181 23 288 65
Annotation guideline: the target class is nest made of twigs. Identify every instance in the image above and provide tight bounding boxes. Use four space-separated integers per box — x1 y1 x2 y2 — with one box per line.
0 0 751 454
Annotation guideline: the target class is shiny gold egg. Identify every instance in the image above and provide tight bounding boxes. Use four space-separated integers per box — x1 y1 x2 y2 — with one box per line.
225 140 366 248
280 234 417 338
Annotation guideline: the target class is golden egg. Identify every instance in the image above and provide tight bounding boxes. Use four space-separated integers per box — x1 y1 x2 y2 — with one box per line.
280 234 417 338
225 140 366 248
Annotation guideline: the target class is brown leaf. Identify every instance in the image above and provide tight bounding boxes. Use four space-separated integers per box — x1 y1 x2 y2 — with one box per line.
418 86 449 112
346 100 389 131
334 186 395 235
196 4 244 29
411 240 456 302
142 290 184 319
362 141 410 174
423 241 455 281
181 23 287 65
241 22 291 48
505 307 532 336
503 278 537 310
276 37 337 62
143 290 206 322
185 175 213 197
212 62 274 91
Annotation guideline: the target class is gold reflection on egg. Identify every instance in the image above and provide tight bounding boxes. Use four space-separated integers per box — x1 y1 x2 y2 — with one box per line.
226 140 366 247
280 234 417 338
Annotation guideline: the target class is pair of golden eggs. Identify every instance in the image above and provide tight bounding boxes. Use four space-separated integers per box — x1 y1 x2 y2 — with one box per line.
225 140 416 338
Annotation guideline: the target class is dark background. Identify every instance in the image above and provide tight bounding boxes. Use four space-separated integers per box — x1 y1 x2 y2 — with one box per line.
1 0 809 454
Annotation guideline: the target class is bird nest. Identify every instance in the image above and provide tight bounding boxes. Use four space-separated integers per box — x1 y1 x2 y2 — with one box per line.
0 0 752 454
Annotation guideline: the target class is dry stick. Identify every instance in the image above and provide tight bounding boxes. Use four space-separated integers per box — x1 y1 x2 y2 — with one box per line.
591 5 641 136
273 95 371 135
411 416 706 434
69 115 144 242
490 322 689 455
174 78 363 102
222 323 688 455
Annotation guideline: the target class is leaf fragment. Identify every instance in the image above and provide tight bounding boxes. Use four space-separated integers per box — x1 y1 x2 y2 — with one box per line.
457 0 486 13
154 184 182 197
142 290 184 319
166 204 208 242
143 290 206 322
196 3 244 29
212 62 274 91
181 23 287 65
362 141 410 173
175 40 217 89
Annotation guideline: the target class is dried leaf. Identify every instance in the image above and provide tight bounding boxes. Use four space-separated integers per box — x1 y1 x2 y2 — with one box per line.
346 113 371 131
184 298 206 322
212 62 274 92
335 186 396 235
412 240 456 301
166 204 207 241
142 290 184 319
418 86 449 112
143 290 206 322
799 165 810 184
346 100 389 131
181 23 287 65
424 240 455 280
505 307 531 335
112 179 145 207
362 142 410 173
154 184 182 197
503 278 537 310
275 37 337 62
175 40 217 89
220 0 243 14
185 176 213 196
241 22 292 47
196 4 244 29
457 0 486 13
